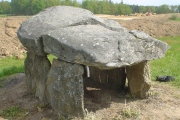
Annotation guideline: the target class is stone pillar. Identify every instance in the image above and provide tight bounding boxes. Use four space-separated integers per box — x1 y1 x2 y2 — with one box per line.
126 61 151 98
24 52 51 102
89 67 126 90
46 59 85 118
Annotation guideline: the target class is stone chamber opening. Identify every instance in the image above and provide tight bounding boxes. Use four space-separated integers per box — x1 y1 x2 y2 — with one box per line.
83 66 130 112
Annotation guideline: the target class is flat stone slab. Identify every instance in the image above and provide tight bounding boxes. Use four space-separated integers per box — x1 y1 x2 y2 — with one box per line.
17 6 126 56
43 25 169 69
18 6 170 69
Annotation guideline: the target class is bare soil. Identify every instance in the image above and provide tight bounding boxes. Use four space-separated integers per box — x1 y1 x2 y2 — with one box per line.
0 73 180 120
0 14 180 120
0 16 27 58
98 13 180 38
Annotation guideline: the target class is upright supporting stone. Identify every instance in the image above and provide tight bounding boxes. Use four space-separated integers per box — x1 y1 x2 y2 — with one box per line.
89 67 126 90
126 61 151 98
24 52 51 102
46 59 85 118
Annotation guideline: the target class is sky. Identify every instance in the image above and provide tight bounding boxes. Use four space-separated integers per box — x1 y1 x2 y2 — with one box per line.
3 0 180 6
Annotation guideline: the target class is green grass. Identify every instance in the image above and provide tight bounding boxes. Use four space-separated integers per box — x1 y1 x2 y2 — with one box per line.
150 36 180 88
0 106 26 119
0 54 56 81
0 14 8 17
0 56 25 80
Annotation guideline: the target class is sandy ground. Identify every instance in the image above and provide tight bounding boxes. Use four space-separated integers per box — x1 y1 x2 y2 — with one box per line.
0 73 180 120
0 16 27 58
0 14 180 119
98 14 180 38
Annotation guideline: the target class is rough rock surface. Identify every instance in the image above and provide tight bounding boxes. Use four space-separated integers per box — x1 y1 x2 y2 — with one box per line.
17 6 126 56
46 59 85 117
43 26 169 69
24 52 51 101
89 67 126 90
126 61 151 98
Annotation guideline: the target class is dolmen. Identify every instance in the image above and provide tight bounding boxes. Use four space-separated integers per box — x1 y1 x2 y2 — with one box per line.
17 6 169 118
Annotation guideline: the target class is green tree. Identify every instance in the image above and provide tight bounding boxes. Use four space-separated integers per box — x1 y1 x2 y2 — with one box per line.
117 4 132 15
98 0 111 14
109 2 117 15
149 6 156 13
30 0 45 15
0 1 11 14
11 0 30 15
71 0 79 7
0 3 2 14
59 0 79 7
170 5 178 13
139 6 147 13
156 4 171 14
130 5 140 13
44 0 60 7
178 5 180 13
82 0 95 13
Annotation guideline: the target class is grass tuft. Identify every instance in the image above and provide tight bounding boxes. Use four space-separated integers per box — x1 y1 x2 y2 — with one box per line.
121 106 140 119
0 106 25 118
113 105 141 119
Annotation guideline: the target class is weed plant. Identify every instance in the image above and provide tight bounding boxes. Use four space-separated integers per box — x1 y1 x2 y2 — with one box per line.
0 106 25 118
169 14 180 21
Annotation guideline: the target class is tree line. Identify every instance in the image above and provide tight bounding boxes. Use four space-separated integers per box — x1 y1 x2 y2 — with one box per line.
0 0 180 15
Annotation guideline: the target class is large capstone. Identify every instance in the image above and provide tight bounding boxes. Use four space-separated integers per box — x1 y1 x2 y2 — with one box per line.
46 59 85 117
17 6 126 56
42 26 169 69
24 52 51 101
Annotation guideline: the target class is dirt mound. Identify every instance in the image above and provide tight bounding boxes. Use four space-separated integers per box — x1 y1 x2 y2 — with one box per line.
116 14 180 38
0 14 179 58
0 16 27 58
0 73 180 120
98 14 180 38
